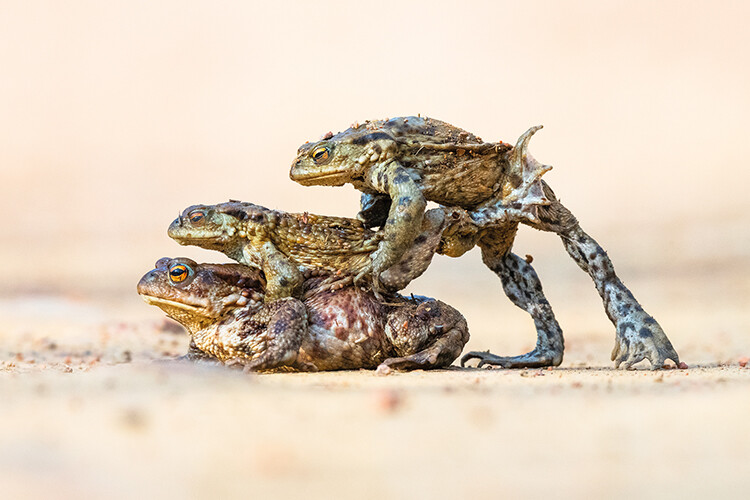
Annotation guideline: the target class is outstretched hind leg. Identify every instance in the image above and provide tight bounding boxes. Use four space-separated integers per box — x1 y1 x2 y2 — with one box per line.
461 249 564 369
529 182 680 370
559 226 680 369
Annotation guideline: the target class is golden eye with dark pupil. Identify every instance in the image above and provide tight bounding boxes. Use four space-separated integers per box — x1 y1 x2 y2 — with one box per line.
311 146 330 163
189 211 205 224
169 264 189 283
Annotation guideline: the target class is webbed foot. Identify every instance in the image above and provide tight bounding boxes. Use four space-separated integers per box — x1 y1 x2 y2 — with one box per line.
612 311 680 370
468 250 565 370
554 225 681 370
377 348 443 373
379 328 466 373
472 125 553 226
461 348 562 369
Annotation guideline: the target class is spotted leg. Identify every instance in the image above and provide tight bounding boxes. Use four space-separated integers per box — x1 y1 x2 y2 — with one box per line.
559 226 679 369
531 182 680 369
358 160 427 294
461 247 565 369
470 126 553 226
378 208 447 291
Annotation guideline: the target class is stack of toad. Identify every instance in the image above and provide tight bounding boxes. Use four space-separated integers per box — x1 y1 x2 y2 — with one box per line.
138 116 680 372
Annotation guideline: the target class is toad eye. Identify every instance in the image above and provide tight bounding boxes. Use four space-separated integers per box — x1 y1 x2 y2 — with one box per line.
311 146 331 164
169 264 189 283
188 210 205 225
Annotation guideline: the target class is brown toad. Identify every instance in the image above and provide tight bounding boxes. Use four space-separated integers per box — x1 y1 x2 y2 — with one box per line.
137 257 468 372
291 117 550 282
168 201 447 301
290 116 680 370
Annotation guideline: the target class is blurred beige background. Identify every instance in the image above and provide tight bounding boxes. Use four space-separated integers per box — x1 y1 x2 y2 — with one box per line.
2 2 750 499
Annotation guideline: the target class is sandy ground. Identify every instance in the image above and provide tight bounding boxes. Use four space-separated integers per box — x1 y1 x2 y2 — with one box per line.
2 1 750 498
2 263 749 499
2 361 749 499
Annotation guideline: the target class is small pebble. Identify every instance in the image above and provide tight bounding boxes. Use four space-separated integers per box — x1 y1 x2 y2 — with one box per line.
374 389 402 413
375 364 392 376
738 357 749 368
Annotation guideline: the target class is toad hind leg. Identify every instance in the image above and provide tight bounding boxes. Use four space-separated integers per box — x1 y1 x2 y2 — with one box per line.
379 299 470 372
377 323 468 373
559 226 680 369
531 183 680 370
461 251 565 369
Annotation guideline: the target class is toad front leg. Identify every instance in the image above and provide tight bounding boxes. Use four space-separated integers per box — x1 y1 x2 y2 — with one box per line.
253 242 304 301
202 297 314 372
361 160 427 290
532 183 680 369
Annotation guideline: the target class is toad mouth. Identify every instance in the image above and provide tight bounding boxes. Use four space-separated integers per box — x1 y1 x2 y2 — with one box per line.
174 233 230 244
291 171 347 185
140 295 205 313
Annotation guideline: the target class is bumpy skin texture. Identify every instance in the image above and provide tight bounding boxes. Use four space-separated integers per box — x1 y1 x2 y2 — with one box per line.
137 258 468 372
168 201 447 300
292 116 680 370
292 119 551 282
291 117 544 283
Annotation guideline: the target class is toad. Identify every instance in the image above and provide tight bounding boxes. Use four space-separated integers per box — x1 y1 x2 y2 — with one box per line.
137 257 469 372
291 117 680 369
168 201 447 301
